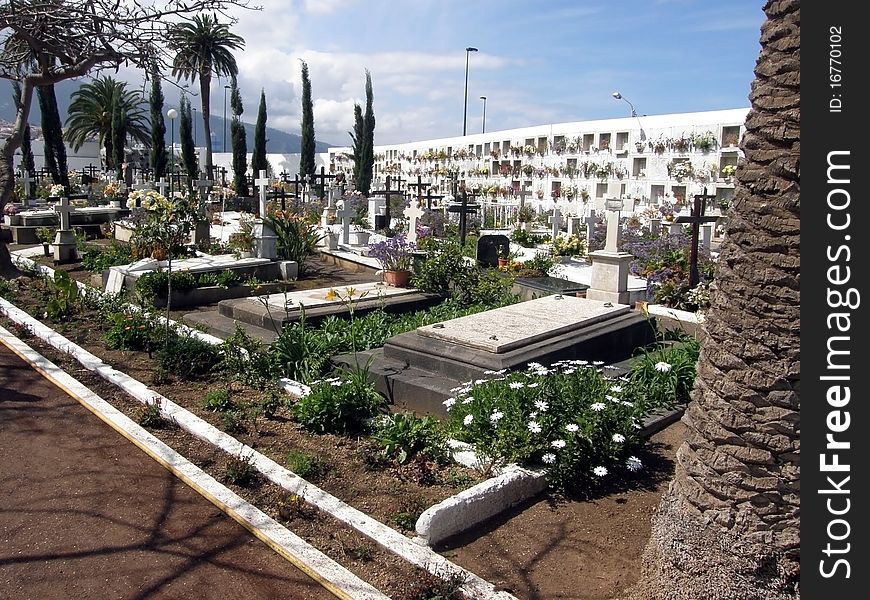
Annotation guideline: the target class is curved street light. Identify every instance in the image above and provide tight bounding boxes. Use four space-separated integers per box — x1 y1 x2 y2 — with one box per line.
462 46 478 136
612 91 646 141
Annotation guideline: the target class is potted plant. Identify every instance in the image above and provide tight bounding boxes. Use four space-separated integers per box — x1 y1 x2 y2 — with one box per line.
228 213 256 258
3 202 20 226
516 204 535 230
497 245 512 267
720 165 737 181
36 226 56 256
368 234 415 287
348 214 371 246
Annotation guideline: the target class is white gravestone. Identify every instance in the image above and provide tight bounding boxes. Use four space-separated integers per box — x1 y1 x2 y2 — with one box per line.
700 223 713 250
403 200 425 244
566 216 583 238
53 196 77 263
155 177 169 198
548 208 563 241
586 196 634 305
253 170 277 259
336 203 354 245
584 211 599 242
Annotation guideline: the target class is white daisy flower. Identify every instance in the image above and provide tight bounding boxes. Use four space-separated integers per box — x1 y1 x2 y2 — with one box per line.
330 380 343 386
534 400 549 412
475 379 488 385
462 397 474 404
591 402 606 412
528 382 540 388
528 421 542 434
463 414 474 426
612 433 626 443
527 362 544 370
563 368 576 375
621 400 635 408
654 361 672 373
496 369 508 374
575 360 589 365
566 423 579 433
443 397 457 410
593 361 604 366
509 381 525 389
483 370 498 375
490 410 504 423
606 395 620 403
593 466 608 477
551 439 566 449
626 456 643 471
542 453 556 464
610 385 623 393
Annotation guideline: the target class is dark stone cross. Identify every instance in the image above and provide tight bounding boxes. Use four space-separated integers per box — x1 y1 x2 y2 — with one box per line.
515 182 532 208
311 166 337 199
447 190 481 246
370 175 401 225
269 186 292 211
676 187 719 287
407 175 429 206
424 187 444 210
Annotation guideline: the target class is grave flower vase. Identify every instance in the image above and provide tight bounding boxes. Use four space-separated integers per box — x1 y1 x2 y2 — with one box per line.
383 269 411 287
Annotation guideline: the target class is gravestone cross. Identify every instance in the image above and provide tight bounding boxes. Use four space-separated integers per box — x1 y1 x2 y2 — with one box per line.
290 174 304 203
52 195 77 263
155 177 169 198
584 210 599 242
446 190 480 246
255 170 270 218
195 178 214 206
516 182 532 209
548 207 563 240
424 187 444 210
676 187 718 287
407 176 428 206
312 166 337 199
54 195 74 231
403 199 425 244
336 202 354 245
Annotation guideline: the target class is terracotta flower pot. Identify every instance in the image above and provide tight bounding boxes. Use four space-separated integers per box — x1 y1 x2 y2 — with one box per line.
383 269 411 287
497 258 509 268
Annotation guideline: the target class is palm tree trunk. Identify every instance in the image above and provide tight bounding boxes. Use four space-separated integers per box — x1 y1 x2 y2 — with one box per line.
627 1 800 598
199 72 213 178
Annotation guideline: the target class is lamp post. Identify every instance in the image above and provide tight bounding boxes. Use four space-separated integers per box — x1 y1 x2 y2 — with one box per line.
167 108 178 197
612 91 646 141
479 96 487 134
462 46 478 136
223 84 231 153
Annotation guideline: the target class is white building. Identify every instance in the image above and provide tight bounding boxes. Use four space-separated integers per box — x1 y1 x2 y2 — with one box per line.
328 108 748 210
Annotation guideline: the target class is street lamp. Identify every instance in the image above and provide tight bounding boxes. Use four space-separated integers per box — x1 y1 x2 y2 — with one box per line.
462 46 478 136
612 91 646 141
167 108 178 197
223 84 231 153
479 96 487 134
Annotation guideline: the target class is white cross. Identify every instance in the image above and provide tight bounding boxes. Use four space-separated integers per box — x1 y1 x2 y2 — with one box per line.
155 177 169 197
255 170 270 218
584 210 599 241
53 195 75 231
336 203 354 245
403 199 425 244
548 207 563 241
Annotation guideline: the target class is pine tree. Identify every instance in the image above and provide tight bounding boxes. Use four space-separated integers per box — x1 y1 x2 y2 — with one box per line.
179 96 198 191
37 84 69 189
360 70 375 195
251 89 267 178
349 103 363 191
299 60 315 181
229 75 249 197
149 67 168 180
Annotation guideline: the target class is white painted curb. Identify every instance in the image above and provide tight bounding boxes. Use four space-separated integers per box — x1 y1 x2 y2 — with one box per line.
0 294 516 600
0 325 388 600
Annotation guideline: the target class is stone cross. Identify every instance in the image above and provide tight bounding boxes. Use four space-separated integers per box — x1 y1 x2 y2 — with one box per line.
700 223 713 250
255 170 270 218
649 218 662 237
54 195 74 231
516 183 532 209
155 177 169 197
548 207 563 241
403 199 425 244
336 203 354 245
195 178 214 205
602 198 624 253
584 210 599 242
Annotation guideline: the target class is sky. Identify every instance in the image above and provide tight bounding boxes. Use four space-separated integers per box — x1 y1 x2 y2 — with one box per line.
145 0 766 148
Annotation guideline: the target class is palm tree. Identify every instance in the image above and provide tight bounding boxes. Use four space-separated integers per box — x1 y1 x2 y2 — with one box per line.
627 1 800 597
169 14 244 180
65 76 150 172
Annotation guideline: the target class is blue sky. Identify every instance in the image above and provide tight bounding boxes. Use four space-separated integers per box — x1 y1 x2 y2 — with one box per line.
167 0 765 147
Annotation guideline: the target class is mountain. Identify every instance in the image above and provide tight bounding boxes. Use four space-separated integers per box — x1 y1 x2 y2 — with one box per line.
0 79 337 152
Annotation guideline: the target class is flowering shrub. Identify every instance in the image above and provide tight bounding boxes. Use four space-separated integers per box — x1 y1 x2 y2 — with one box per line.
368 234 416 271
3 202 18 216
667 160 694 181
49 183 65 197
266 208 322 273
444 356 692 494
720 164 737 178
551 234 587 257
103 181 121 198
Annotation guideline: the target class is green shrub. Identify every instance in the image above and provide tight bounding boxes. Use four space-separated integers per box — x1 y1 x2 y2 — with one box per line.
285 450 330 481
267 212 321 275
135 269 197 303
373 413 447 464
628 339 701 412
224 452 258 487
402 567 467 600
104 310 161 351
81 243 134 273
291 368 387 434
219 325 274 388
202 389 233 412
137 399 168 429
44 270 81 322
521 250 556 276
197 269 242 288
157 332 221 380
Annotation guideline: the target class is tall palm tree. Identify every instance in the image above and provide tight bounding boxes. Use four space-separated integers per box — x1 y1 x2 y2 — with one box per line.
65 76 150 172
169 14 244 180
627 1 800 597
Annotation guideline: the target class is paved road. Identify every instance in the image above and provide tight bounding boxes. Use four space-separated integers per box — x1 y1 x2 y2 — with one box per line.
0 343 334 600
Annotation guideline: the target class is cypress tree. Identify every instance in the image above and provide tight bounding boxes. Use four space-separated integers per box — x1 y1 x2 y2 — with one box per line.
251 90 267 178
349 103 363 191
37 84 69 189
111 92 126 181
179 95 198 191
149 67 168 180
360 70 375 195
299 61 315 180
229 76 248 197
